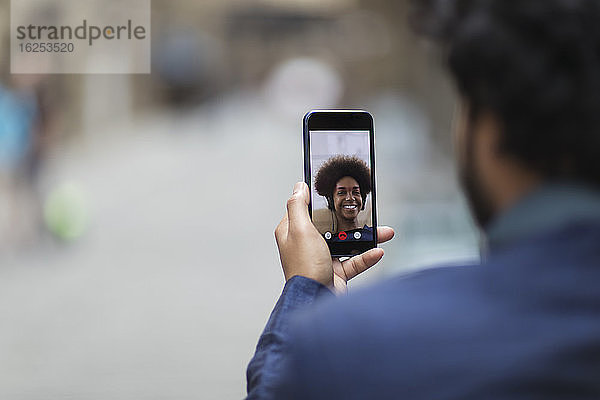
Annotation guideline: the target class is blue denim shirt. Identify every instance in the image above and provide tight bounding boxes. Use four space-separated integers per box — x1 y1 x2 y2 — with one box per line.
246 182 600 399
246 276 332 399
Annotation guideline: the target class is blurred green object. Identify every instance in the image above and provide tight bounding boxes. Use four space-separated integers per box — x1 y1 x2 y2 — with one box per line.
44 182 89 241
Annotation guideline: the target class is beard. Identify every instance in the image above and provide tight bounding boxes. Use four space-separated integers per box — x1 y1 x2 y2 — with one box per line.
459 127 495 229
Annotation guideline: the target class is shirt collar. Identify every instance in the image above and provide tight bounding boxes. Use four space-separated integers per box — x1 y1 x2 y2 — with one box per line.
485 182 600 252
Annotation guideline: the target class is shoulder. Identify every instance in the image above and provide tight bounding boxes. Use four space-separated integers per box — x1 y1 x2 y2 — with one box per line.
284 264 484 397
304 263 481 330
290 264 481 349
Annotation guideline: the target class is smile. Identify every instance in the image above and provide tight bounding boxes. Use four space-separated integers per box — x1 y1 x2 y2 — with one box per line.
343 205 357 210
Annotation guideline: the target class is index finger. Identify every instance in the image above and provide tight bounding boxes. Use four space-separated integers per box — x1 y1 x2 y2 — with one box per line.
340 248 384 281
376 226 395 244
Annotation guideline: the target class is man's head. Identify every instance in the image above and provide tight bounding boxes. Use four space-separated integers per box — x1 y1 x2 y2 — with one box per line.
314 155 371 223
413 0 600 227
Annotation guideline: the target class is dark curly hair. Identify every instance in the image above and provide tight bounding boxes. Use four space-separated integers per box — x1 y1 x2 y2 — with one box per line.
411 0 600 185
314 155 371 210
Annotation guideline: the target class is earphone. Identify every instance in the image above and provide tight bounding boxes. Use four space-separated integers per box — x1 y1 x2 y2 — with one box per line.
326 196 334 211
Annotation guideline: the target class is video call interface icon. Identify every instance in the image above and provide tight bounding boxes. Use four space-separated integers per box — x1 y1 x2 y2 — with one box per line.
323 231 363 241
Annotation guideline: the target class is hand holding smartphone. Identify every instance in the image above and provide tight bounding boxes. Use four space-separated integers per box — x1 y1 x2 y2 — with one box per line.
303 110 378 257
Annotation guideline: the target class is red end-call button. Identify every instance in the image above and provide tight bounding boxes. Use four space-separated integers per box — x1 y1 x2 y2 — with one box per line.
338 231 347 241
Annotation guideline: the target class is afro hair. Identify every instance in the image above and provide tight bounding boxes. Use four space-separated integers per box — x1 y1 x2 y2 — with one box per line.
314 155 371 209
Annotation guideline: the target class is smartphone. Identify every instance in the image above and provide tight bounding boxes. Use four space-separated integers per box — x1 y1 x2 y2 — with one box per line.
303 110 377 257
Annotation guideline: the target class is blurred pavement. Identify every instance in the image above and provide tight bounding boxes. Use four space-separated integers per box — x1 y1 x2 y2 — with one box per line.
0 93 394 399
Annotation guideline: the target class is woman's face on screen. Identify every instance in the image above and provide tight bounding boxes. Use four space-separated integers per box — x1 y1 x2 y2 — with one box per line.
333 176 362 221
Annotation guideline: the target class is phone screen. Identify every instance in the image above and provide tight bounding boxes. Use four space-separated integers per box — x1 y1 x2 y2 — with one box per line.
304 111 377 257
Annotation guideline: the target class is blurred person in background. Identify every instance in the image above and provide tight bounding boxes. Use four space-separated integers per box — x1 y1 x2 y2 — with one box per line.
0 71 58 249
247 0 600 398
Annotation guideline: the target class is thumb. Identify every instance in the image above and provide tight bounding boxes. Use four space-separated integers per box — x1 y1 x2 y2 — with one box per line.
286 182 311 231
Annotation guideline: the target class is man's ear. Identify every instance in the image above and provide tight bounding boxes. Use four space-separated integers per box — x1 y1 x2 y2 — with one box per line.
453 101 502 173
474 111 503 172
473 109 540 213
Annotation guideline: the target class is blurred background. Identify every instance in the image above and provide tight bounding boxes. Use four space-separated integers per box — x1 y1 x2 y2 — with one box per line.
0 0 480 398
